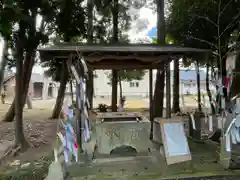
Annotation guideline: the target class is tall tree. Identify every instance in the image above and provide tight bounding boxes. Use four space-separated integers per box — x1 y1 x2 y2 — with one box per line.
42 0 132 117
153 34 180 114
86 0 94 108
1 0 56 122
153 0 166 119
172 58 180 113
14 21 28 148
0 1 56 153
111 0 119 112
43 58 70 119
46 0 86 119
0 39 8 93
167 0 240 79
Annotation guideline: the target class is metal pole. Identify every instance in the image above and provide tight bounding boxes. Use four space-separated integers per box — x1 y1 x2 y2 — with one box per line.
149 69 153 140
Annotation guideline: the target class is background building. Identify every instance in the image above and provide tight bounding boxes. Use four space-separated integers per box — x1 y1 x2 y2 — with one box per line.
3 71 58 100
93 69 214 98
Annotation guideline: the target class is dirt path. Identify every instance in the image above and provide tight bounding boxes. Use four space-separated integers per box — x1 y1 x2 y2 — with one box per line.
0 99 58 168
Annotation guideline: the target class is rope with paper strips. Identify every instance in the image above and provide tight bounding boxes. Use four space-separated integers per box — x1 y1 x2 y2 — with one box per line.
181 83 213 133
73 48 91 143
211 67 240 151
224 94 240 152
53 52 91 164
57 120 79 163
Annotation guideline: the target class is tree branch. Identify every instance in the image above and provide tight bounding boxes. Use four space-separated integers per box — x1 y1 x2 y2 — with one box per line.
219 11 240 38
219 0 234 17
184 35 218 49
190 14 218 28
221 40 240 61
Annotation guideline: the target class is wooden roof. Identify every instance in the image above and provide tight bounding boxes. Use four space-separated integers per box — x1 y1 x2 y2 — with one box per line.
38 43 211 69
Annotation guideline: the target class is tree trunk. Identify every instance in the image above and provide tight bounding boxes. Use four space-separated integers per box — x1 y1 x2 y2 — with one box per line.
86 68 93 108
206 59 215 114
3 49 36 122
119 79 123 101
153 70 165 117
111 70 118 112
14 24 28 147
196 60 202 112
26 95 32 109
51 63 68 119
87 0 94 109
87 70 94 108
111 0 119 112
0 39 8 93
172 58 180 113
153 0 165 117
118 78 123 111
3 15 43 122
70 80 74 103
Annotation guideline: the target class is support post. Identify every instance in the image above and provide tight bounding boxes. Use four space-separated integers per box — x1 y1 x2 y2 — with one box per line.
149 69 153 140
166 61 171 118
75 82 83 153
196 60 202 112
189 60 202 141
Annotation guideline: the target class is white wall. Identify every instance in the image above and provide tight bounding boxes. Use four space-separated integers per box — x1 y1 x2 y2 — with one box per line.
94 70 162 97
94 70 216 97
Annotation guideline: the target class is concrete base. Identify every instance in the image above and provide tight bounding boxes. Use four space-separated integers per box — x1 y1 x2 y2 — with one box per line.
95 112 151 155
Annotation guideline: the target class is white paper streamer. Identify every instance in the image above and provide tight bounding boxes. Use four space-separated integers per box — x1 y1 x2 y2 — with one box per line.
84 106 88 119
221 97 225 109
209 115 213 131
205 115 208 123
225 118 236 136
54 148 58 162
70 65 80 83
84 120 90 142
80 58 88 74
231 128 237 144
68 109 74 119
190 113 196 130
226 133 231 152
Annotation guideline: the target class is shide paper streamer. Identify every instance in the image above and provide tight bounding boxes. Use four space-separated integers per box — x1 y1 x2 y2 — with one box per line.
54 56 91 164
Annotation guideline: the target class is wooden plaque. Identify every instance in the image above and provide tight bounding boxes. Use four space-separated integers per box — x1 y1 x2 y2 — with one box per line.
159 119 192 165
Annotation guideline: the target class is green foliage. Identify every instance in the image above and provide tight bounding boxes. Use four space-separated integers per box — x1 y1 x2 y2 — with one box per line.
1 0 58 70
41 0 87 81
166 0 240 50
152 34 175 44
42 0 134 80
93 0 132 43
166 0 240 67
55 0 86 41
43 60 67 82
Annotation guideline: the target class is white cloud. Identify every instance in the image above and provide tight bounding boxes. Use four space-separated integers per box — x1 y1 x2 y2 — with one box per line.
128 7 157 41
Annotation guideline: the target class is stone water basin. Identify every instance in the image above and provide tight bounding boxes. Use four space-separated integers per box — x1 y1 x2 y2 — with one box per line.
94 112 151 155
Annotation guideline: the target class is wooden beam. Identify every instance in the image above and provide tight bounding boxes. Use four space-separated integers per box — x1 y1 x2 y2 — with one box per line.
88 63 164 69
84 55 169 62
